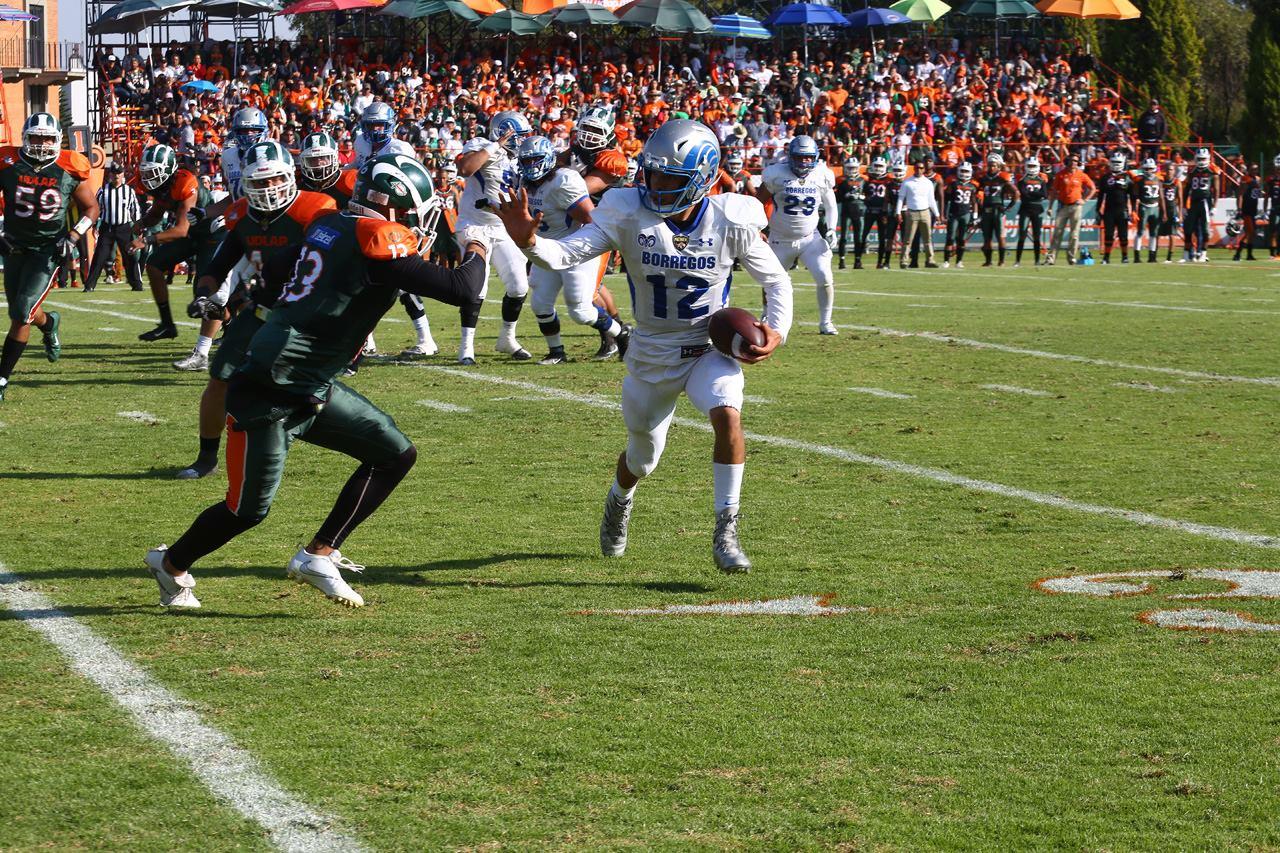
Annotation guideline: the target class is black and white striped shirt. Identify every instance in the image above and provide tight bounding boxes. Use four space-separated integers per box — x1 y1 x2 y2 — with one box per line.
96 182 143 228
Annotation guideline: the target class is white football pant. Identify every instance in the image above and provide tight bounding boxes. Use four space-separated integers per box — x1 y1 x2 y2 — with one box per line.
769 231 834 327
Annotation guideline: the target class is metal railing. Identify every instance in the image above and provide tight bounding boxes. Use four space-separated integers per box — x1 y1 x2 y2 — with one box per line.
0 38 86 73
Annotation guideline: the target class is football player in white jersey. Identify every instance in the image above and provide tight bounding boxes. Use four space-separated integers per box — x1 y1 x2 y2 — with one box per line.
757 135 838 335
454 110 533 364
518 135 631 365
350 102 437 359
496 119 793 573
221 107 268 200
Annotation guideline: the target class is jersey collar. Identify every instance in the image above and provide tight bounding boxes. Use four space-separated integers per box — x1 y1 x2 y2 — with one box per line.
663 198 708 235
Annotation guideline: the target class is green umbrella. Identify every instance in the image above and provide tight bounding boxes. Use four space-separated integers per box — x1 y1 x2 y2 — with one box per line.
380 0 482 71
889 0 951 21
478 8 549 63
89 0 198 34
954 0 1038 15
615 0 711 77
551 1 618 25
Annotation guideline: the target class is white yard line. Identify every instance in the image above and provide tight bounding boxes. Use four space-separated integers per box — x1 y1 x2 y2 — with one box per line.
742 394 775 404
43 299 201 329
0 566 365 853
97 327 123 332
415 399 471 413
116 410 164 425
820 323 1280 388
819 289 1280 316
416 366 1280 551
980 383 1056 398
848 386 915 400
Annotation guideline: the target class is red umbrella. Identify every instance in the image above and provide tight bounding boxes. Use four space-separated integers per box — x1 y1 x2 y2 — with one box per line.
279 0 382 13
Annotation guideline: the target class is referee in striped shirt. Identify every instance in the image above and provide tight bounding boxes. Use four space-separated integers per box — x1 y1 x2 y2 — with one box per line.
85 162 144 292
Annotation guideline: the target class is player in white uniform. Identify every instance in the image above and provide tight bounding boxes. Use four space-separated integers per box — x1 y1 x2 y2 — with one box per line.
454 110 534 364
518 135 631 365
350 102 437 359
221 107 268 200
496 119 793 573
757 135 838 335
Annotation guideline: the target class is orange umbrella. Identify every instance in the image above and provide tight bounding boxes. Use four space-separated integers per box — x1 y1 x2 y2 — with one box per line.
1035 0 1139 18
522 0 566 11
462 0 506 13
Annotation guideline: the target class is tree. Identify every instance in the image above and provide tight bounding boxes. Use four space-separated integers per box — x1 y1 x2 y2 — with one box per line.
1241 0 1280 158
1185 0 1251 141
1101 0 1204 139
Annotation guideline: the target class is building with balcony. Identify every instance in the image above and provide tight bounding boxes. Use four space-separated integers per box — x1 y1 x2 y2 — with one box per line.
0 0 85 147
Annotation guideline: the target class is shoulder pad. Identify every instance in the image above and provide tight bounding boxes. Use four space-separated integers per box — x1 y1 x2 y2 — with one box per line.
593 149 628 179
356 218 417 260
288 191 339 226
719 193 768 231
224 197 251 228
173 171 199 202
337 170 357 194
559 167 590 196
57 150 91 180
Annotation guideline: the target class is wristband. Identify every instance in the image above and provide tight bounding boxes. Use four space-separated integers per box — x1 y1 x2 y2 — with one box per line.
73 216 93 236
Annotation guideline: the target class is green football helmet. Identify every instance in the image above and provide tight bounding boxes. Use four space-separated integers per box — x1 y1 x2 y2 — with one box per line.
242 140 298 214
573 104 616 157
350 153 441 254
299 131 340 186
21 112 61 165
139 143 178 191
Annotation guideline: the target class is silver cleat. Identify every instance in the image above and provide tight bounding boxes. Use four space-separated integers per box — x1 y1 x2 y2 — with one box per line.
599 489 632 557
172 350 209 372
712 508 751 574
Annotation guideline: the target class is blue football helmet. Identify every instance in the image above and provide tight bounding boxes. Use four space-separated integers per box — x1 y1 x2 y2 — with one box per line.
361 102 396 146
638 119 721 216
231 107 268 154
489 110 533 156
517 135 558 184
789 135 819 178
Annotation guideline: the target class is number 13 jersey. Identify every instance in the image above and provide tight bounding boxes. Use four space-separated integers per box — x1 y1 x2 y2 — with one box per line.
760 161 834 241
525 188 792 363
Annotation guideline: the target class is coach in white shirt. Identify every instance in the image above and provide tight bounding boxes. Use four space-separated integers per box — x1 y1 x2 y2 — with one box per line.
896 166 940 268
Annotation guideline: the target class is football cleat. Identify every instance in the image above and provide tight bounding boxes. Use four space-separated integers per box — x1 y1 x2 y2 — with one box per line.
172 350 208 372
614 324 632 358
941 261 950 268
539 347 568 365
592 335 620 362
712 509 751 574
0 379 8 403
956 260 965 269
458 356 477 366
286 549 365 607
819 322 839 336
41 311 60 362
145 545 201 608
495 337 532 360
139 323 178 342
599 488 632 557
397 343 438 359
175 459 218 480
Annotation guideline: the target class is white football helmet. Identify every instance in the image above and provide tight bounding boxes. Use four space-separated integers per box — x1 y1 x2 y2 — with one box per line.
241 140 298 214
957 162 973 181
1194 148 1211 168
1142 158 1157 179
843 157 860 175
21 112 61 164
726 151 744 173
987 152 1004 170
138 143 178 191
891 162 907 180
869 158 887 178
299 131 340 186
1024 158 1040 178
1109 152 1126 174
1273 153 1280 169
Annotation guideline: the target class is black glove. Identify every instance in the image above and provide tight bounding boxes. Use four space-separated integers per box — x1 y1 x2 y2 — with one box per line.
186 296 224 321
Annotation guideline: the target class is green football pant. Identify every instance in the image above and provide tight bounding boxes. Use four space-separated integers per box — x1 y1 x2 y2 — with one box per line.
4 248 60 324
209 309 266 382
223 379 413 522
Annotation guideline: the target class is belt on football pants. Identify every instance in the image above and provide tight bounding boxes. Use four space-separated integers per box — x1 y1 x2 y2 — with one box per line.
680 344 711 359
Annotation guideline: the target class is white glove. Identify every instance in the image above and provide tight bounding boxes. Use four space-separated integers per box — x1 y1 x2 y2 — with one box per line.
826 231 838 251
457 224 493 255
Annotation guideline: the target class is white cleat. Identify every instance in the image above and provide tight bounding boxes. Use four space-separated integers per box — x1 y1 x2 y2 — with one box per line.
397 343 438 359
712 509 751 574
172 350 209 372
599 489 632 557
940 261 950 269
495 337 532 361
818 322 839 336
145 545 201 608
286 549 364 607
955 260 965 269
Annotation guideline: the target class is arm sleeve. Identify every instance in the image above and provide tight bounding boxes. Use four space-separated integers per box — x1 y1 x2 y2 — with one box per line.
822 183 838 229
368 250 487 306
203 227 247 284
524 223 615 271
737 228 793 343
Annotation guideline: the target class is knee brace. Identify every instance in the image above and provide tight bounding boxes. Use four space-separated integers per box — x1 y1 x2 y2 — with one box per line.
536 310 561 337
501 294 525 323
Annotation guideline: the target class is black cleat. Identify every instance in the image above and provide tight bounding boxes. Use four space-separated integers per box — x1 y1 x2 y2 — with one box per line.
138 323 178 342
614 324 632 358
592 334 620 362
176 458 218 480
539 347 568 365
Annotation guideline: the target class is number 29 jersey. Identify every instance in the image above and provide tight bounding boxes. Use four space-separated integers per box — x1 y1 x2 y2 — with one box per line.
760 162 834 241
0 147 90 250
525 188 792 361
457 138 519 229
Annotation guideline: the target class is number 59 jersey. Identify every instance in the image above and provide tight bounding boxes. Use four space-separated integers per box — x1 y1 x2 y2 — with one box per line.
457 138 520 229
0 146 90 250
761 161 834 242
525 188 793 357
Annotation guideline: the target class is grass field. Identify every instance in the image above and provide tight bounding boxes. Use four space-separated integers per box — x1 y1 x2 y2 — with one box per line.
3 251 1280 850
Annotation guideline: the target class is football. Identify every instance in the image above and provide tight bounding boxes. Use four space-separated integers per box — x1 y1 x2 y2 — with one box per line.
709 307 767 361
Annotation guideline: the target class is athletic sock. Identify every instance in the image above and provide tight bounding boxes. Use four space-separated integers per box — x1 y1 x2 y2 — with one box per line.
315 447 417 549
590 310 622 338
194 335 213 357
0 335 25 380
412 316 434 347
158 301 174 327
167 502 262 571
815 282 834 327
197 435 220 465
610 478 636 501
459 326 476 360
713 462 744 514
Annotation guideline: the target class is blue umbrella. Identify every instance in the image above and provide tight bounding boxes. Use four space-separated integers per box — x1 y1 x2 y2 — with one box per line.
845 6 913 26
762 3 849 64
0 5 38 21
710 13 771 38
181 79 220 94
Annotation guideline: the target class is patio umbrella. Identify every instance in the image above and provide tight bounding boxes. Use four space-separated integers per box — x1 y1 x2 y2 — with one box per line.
845 6 912 25
616 0 712 76
888 0 951 21
202 0 280 14
181 79 220 94
463 0 507 13
89 0 199 34
0 5 39 21
380 0 482 69
954 0 1039 58
478 9 548 63
549 3 620 68
1035 0 1138 18
280 0 381 11
711 13 771 67
762 2 850 65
